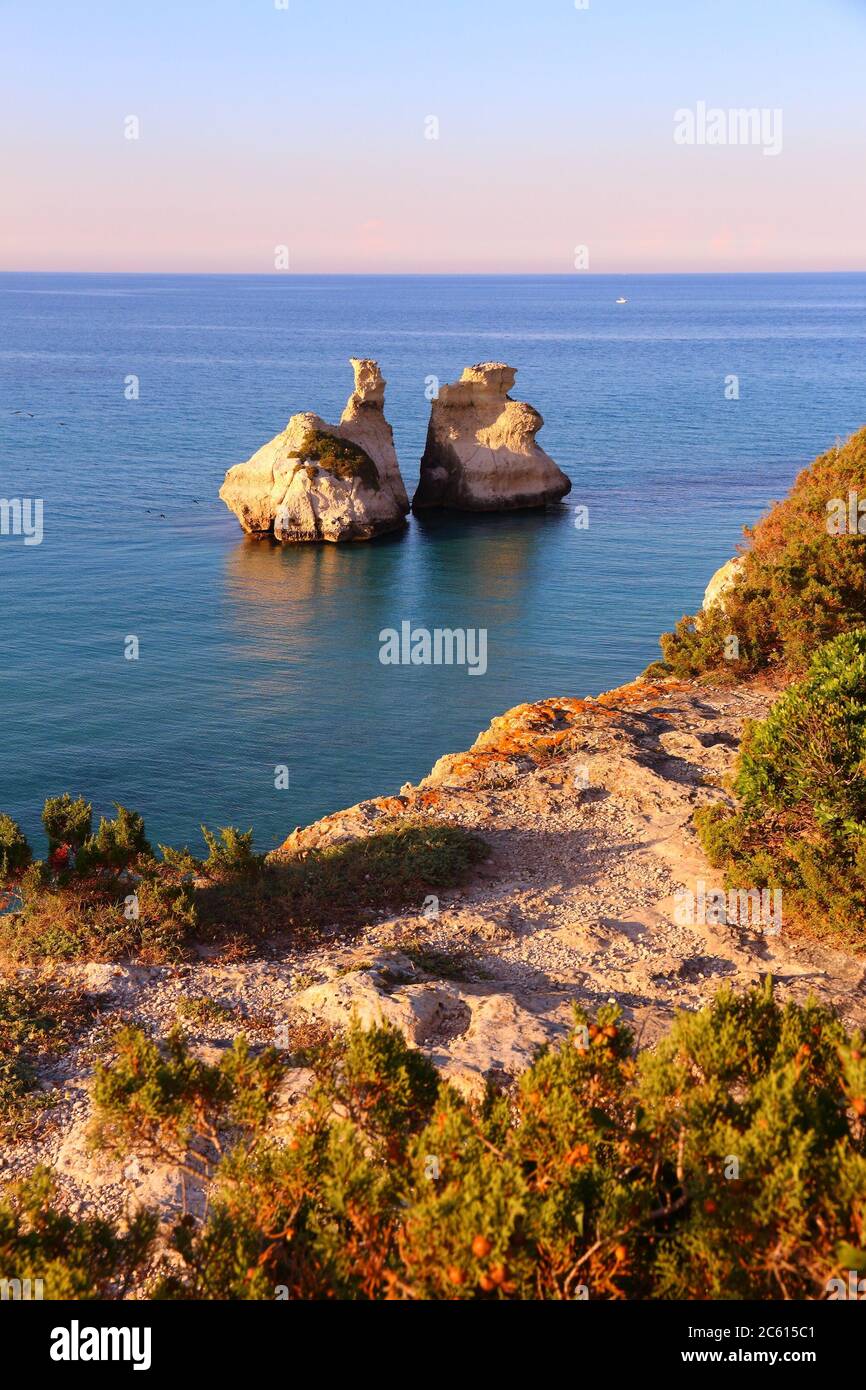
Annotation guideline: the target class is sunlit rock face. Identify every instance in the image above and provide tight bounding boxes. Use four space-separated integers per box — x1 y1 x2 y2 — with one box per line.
412 362 572 512
219 359 410 543
703 556 745 611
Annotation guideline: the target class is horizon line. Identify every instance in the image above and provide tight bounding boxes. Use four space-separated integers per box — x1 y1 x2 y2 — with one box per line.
2 268 866 279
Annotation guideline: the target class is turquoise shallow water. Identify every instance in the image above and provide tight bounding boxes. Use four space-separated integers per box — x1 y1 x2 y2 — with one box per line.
1 271 865 851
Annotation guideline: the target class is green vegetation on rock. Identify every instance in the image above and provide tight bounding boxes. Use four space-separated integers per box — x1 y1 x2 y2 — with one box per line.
297 429 381 491
42 793 93 853
201 819 489 947
0 814 31 879
0 978 99 1136
0 801 486 966
91 1026 283 1181
82 804 152 871
695 630 866 948
658 426 866 679
41 982 858 1300
0 1167 157 1299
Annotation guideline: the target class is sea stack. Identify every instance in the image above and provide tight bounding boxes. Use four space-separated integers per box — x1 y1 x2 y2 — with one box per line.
219 359 410 543
412 363 571 512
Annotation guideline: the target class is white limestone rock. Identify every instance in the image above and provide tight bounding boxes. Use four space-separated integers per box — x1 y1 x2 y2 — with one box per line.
290 962 562 1100
219 359 409 543
412 362 571 512
703 556 745 611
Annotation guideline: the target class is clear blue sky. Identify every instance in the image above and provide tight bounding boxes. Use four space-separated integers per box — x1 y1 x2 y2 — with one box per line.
2 0 865 271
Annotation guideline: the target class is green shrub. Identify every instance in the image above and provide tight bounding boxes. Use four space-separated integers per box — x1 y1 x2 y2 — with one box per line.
298 429 380 491
0 806 485 965
267 819 487 910
736 629 866 831
91 1026 283 1180
0 978 98 1135
201 825 259 877
81 804 152 871
19 859 48 904
176 996 239 1029
11 985 863 1300
0 871 196 965
0 1167 156 1299
151 984 866 1301
159 843 201 876
197 821 488 945
314 1018 441 1151
660 426 866 678
0 815 32 879
41 793 92 851
636 982 866 1298
695 631 866 947
660 603 761 681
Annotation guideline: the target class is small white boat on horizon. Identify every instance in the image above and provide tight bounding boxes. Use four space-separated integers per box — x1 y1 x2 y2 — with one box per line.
616 296 628 304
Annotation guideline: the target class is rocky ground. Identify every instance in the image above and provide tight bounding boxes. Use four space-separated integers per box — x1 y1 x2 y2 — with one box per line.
5 673 866 1228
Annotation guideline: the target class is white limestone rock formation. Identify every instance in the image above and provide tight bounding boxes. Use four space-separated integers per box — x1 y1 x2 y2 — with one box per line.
219 359 409 543
412 362 571 512
703 556 745 611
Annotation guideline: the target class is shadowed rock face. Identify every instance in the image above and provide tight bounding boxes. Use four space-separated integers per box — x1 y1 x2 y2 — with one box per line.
412 363 572 512
219 359 410 543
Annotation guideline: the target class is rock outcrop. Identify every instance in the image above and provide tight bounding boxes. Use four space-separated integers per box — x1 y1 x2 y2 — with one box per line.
290 958 561 1100
10 672 866 1229
219 359 409 543
703 556 745 611
412 362 572 512
268 671 866 1084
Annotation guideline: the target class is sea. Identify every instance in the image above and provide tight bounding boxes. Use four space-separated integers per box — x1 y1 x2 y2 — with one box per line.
1 271 864 852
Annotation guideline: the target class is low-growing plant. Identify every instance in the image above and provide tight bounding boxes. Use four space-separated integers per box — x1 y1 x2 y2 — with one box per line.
41 793 92 852
0 807 485 966
150 982 866 1301
91 1026 284 1181
695 630 866 947
0 814 32 879
298 429 380 492
658 426 866 679
636 982 866 1298
80 804 153 872
196 821 488 945
9 984 863 1300
200 825 259 877
0 976 99 1135
19 859 49 904
159 843 201 876
0 1167 156 1299
736 629 866 830
176 996 239 1029
399 938 486 982
0 871 196 965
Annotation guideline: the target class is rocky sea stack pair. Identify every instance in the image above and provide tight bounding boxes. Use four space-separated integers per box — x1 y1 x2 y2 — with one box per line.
219 359 571 543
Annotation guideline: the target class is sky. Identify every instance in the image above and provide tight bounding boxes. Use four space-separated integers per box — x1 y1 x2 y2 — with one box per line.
1 0 865 274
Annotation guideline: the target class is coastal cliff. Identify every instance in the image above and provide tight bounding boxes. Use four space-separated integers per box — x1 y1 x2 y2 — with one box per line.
5 426 866 1296
7 668 866 1243
269 671 866 1095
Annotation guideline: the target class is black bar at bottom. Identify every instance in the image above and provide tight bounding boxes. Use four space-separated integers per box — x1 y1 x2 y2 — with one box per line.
0 1297 858 1377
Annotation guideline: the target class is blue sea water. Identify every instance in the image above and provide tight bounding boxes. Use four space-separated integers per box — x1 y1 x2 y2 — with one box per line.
1 272 865 852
